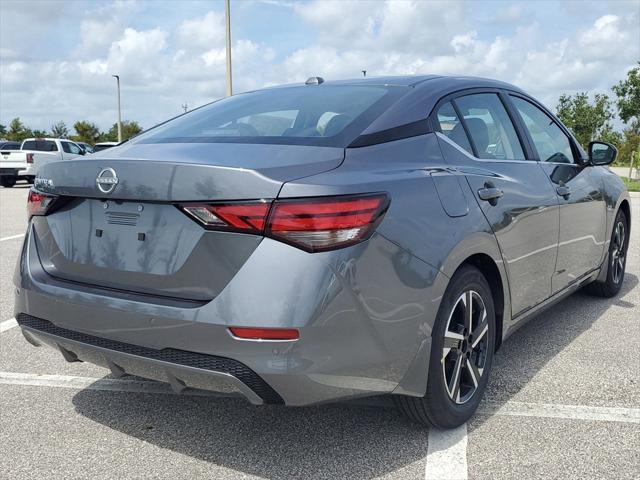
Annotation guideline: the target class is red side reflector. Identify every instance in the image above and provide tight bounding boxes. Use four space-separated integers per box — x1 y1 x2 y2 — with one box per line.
229 327 299 341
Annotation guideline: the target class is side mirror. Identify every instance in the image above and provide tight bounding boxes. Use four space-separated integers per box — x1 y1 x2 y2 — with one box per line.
588 141 617 166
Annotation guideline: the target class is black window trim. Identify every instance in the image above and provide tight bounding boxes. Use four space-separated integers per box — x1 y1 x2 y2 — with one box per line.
430 87 535 162
504 92 584 166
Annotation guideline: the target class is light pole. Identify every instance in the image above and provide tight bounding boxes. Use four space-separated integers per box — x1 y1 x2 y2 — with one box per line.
225 0 233 96
112 75 122 143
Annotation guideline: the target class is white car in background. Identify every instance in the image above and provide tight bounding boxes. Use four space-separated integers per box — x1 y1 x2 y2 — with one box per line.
0 138 85 187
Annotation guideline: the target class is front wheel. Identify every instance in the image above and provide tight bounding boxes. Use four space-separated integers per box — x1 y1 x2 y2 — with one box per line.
395 265 496 428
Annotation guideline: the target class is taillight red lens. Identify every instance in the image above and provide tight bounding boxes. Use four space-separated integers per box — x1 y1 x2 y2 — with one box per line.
178 193 389 252
267 194 389 252
27 189 57 219
181 201 270 233
229 327 299 341
26 153 34 164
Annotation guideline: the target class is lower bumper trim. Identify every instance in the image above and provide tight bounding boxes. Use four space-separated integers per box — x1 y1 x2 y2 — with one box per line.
16 313 284 405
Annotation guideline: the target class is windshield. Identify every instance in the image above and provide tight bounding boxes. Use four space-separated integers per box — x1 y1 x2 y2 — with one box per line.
134 84 408 147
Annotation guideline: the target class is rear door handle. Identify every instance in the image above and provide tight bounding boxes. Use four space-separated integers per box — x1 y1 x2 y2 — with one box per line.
556 184 571 198
478 183 503 206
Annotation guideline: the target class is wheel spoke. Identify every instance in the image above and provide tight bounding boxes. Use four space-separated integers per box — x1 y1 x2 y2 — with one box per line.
471 317 488 348
467 359 480 388
444 333 462 349
448 355 463 400
464 291 473 331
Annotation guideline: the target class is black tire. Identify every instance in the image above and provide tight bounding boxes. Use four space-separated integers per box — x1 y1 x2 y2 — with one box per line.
0 176 16 188
395 265 496 428
585 209 629 298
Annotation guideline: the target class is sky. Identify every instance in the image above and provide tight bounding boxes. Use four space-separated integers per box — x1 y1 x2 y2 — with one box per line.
0 0 639 132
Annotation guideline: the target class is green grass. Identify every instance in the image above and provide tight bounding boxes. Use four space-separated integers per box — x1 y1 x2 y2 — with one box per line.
621 176 640 192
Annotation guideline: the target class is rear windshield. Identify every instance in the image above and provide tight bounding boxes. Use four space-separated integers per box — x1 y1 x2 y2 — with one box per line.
134 85 408 147
22 140 58 152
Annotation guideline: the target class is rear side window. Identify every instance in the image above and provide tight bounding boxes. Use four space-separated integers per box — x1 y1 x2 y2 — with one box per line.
134 85 409 148
454 94 525 160
436 102 473 155
22 140 58 152
510 96 575 164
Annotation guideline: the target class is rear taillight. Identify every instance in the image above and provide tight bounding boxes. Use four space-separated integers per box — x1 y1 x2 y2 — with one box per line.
27 188 57 219
178 193 389 252
26 153 34 164
181 201 270 233
267 194 389 252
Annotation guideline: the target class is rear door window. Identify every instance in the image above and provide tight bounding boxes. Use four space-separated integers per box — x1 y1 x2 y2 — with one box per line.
510 96 575 164
454 94 525 160
436 102 473 155
22 140 58 152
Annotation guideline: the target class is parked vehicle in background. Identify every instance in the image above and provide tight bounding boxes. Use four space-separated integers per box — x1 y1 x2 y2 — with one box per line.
15 76 630 429
76 142 95 154
0 138 84 187
93 141 118 152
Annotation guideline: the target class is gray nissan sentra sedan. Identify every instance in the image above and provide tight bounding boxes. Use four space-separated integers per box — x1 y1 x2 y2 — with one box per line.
15 75 630 428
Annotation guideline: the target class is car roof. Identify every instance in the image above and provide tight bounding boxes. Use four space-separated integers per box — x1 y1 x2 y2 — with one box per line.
267 75 529 136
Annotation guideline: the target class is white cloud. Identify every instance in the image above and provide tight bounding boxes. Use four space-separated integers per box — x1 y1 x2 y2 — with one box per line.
176 10 226 51
0 1 638 133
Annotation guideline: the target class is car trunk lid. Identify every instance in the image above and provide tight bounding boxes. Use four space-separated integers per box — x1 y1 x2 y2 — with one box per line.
32 143 344 301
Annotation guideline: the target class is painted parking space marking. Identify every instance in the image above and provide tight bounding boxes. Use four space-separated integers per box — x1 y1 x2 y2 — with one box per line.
0 233 24 242
425 423 468 480
1 371 639 425
0 371 239 398
0 318 18 333
478 400 640 424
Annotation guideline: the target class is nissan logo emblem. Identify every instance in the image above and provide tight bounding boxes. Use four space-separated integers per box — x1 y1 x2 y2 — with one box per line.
96 168 118 194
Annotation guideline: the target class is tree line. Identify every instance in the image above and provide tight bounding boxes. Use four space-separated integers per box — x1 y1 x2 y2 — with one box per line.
0 119 142 146
0 63 638 163
556 62 639 167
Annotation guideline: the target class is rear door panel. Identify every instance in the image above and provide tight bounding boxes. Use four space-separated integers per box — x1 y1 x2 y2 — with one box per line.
438 137 559 316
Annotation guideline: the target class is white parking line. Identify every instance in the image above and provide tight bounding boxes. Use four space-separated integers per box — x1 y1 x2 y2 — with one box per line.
0 371 237 397
0 318 18 333
0 233 24 242
1 371 639 425
425 423 468 480
478 400 640 424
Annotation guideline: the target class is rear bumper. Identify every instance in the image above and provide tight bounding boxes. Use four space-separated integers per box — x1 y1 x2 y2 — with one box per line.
14 223 446 405
18 314 280 404
0 167 21 176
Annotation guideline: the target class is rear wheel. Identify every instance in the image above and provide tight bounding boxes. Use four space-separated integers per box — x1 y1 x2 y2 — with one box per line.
0 176 16 188
586 209 628 298
395 265 496 428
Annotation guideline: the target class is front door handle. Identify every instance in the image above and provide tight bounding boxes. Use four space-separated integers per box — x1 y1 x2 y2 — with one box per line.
556 184 571 198
478 183 503 206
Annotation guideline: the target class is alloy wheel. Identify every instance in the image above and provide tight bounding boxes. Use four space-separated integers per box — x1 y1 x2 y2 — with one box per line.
442 290 490 404
611 221 626 284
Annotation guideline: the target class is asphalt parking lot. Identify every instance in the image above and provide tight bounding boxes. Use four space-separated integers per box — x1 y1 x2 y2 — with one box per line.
0 184 638 480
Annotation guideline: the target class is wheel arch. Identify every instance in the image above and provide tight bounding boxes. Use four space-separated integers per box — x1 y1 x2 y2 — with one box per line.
457 253 505 351
619 198 631 231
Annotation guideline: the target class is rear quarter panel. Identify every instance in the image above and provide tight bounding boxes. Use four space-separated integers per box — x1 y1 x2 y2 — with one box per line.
279 133 510 395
